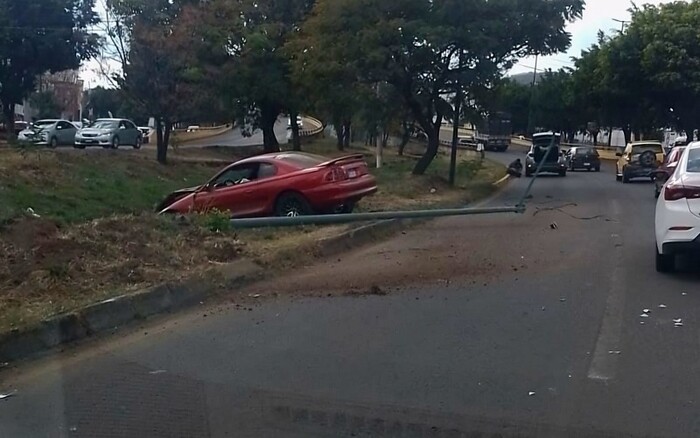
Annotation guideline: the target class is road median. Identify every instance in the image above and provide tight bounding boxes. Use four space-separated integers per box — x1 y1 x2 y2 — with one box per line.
0 140 507 363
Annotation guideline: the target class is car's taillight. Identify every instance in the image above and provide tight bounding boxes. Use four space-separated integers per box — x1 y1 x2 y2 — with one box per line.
324 166 348 182
664 184 700 201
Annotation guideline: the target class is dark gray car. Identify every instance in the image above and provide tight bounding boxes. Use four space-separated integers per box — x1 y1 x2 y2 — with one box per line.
74 118 142 149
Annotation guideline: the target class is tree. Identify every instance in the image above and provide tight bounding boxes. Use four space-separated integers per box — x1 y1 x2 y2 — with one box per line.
109 0 206 163
28 91 61 120
0 0 98 135
300 0 584 174
488 79 530 134
627 2 700 142
196 0 316 153
531 69 581 142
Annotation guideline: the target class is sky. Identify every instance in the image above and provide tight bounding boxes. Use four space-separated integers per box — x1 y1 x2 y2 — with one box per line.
80 0 675 88
510 0 674 75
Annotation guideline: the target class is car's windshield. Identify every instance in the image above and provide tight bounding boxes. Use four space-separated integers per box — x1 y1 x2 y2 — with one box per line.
33 120 56 128
631 143 662 154
89 120 118 129
575 147 597 155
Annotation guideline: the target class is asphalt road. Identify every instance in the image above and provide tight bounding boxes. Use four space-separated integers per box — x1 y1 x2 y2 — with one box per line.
183 119 289 148
3 152 700 437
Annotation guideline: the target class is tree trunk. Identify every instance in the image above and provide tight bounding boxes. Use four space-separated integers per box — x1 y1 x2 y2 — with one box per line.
592 132 599 146
156 118 171 164
261 106 280 153
607 127 613 147
3 102 15 140
398 121 410 156
290 110 301 151
413 121 441 175
342 120 351 148
622 127 632 145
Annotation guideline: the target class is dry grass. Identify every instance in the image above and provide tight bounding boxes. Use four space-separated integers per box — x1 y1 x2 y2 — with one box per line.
0 140 506 332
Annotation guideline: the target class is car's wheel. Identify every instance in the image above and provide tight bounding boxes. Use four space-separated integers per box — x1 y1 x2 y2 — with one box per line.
112 136 120 149
656 246 675 273
622 168 630 184
654 187 661 199
274 192 313 217
134 136 142 150
559 170 567 177
595 166 601 172
49 137 58 149
525 169 532 177
74 143 85 149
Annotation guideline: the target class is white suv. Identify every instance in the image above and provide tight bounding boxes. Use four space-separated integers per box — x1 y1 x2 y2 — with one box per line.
655 142 700 272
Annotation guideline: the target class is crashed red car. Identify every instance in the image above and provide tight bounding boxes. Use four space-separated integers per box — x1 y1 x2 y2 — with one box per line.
157 152 377 217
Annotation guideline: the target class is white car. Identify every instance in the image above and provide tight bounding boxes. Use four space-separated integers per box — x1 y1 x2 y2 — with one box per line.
655 142 700 272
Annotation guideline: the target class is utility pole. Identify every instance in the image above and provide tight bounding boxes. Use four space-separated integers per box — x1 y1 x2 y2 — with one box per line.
449 51 463 186
526 53 539 135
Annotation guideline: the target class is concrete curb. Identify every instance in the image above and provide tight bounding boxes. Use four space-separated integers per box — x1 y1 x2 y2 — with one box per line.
0 260 262 363
316 219 407 257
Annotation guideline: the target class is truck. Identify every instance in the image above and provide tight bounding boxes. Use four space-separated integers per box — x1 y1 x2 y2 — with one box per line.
474 112 512 152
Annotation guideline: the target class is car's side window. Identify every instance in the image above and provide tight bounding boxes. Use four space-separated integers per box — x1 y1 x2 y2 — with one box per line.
125 121 136 130
58 121 73 130
258 163 277 179
212 164 259 189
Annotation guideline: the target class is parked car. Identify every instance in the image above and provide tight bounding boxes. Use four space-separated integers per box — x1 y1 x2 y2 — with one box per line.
75 118 142 149
616 141 664 183
567 146 601 172
17 119 77 147
654 142 700 272
653 146 686 198
157 152 377 217
525 132 567 177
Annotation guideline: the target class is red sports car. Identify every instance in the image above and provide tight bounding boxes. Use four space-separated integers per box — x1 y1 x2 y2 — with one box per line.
157 152 377 217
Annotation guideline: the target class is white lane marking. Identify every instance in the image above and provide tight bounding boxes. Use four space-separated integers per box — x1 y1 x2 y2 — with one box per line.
588 201 626 381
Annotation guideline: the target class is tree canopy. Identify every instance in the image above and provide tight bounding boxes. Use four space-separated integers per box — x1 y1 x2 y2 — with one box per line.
0 0 98 133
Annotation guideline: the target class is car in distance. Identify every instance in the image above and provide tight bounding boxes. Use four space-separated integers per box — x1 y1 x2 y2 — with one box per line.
655 142 700 272
653 146 686 198
616 141 664 183
525 132 567 177
567 146 601 172
17 119 78 148
75 118 143 149
157 152 377 217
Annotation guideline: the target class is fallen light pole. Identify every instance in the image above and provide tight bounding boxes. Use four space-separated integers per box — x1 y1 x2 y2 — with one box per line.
229 205 526 228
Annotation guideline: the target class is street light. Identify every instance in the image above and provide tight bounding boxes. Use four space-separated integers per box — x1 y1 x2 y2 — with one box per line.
612 18 629 32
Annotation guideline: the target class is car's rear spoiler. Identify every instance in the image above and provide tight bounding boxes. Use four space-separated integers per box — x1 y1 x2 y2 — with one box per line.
319 154 366 167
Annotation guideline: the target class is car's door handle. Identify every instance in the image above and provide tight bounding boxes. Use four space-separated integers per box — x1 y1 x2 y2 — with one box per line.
244 190 254 195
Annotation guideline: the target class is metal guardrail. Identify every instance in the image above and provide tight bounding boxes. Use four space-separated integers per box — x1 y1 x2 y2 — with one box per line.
229 206 525 228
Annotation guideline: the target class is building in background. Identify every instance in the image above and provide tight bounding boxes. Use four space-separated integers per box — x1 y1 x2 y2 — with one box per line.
31 70 84 121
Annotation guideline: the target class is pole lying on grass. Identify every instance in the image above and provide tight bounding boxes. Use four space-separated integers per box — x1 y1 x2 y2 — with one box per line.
229 205 525 228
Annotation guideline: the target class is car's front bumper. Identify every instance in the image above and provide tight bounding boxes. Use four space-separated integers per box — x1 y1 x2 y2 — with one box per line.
75 138 111 146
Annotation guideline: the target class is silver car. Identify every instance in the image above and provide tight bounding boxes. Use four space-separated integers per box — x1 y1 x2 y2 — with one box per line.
75 118 143 149
17 119 78 148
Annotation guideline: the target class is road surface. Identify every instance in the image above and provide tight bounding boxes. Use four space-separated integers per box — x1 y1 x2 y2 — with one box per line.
2 152 700 437
183 119 289 148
